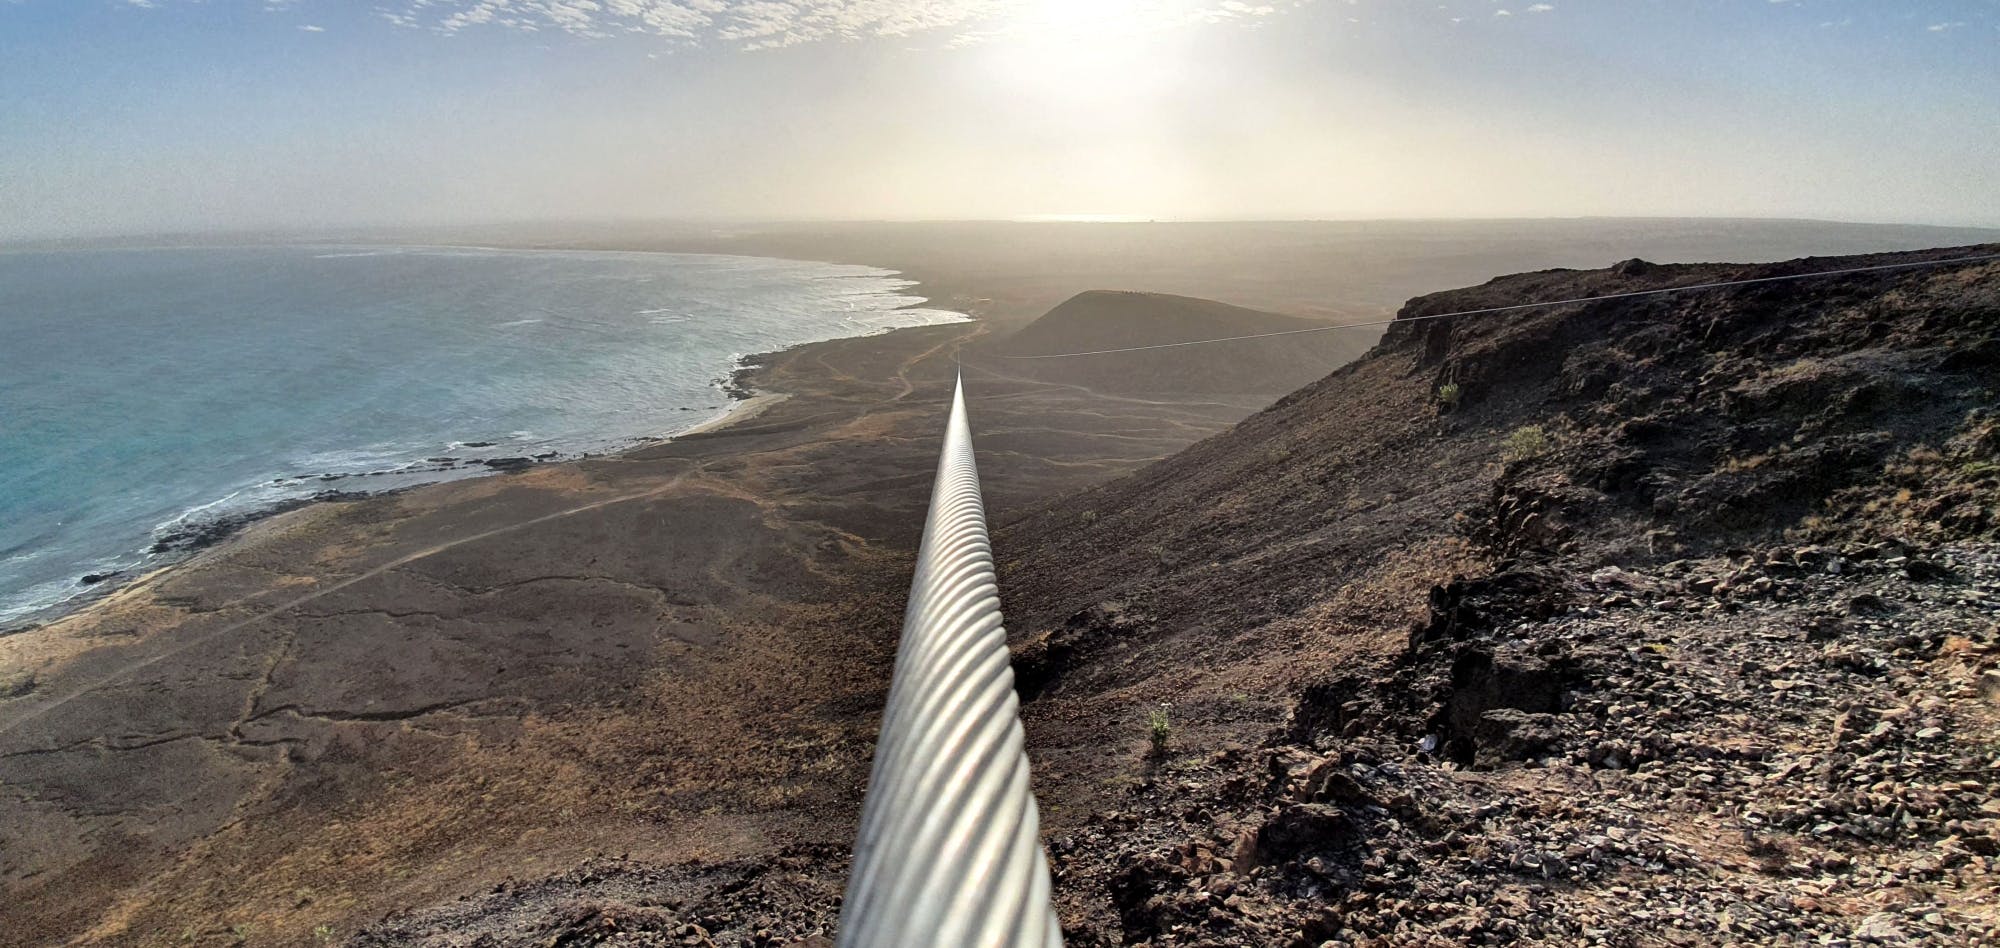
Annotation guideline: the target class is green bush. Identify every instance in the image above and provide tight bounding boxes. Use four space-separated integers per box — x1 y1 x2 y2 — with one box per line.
1436 383 1462 409
1502 425 1550 463
1146 706 1172 757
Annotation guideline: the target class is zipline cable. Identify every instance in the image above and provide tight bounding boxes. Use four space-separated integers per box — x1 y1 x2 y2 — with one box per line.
837 374 1063 948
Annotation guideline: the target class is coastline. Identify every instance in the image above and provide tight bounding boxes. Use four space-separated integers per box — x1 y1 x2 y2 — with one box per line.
3 361 852 637
0 345 835 741
679 390 790 437
0 250 964 635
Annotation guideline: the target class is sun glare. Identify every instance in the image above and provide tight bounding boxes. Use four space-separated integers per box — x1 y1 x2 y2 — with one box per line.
979 0 1187 108
1016 0 1158 37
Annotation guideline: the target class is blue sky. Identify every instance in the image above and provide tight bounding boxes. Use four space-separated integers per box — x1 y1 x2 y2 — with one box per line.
1 0 1996 239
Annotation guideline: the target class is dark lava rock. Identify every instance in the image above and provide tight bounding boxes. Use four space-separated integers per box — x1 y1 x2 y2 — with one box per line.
1014 600 1140 701
1903 557 1960 582
1436 648 1573 766
1292 757 1377 806
1253 803 1351 863
1286 674 1370 744
150 490 370 554
1847 593 1897 615
1473 708 1565 768
1411 567 1575 646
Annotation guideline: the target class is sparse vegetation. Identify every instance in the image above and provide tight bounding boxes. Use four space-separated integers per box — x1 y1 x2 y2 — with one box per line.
1501 424 1550 463
313 924 337 943
1435 382 1462 409
1079 509 1099 525
1146 705 1172 757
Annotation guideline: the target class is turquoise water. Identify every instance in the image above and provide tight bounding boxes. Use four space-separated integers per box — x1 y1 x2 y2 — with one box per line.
0 245 965 625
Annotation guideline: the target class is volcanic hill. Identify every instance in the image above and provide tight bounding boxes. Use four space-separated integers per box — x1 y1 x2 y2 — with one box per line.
987 290 1374 395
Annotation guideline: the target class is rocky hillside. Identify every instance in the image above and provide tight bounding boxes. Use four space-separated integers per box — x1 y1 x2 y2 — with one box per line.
995 247 2000 945
987 291 1373 395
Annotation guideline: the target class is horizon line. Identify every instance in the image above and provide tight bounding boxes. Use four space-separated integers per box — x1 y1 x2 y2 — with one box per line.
8 213 2000 249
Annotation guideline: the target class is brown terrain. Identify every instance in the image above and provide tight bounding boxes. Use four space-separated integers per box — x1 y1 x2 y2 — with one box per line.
987 291 1373 395
2 223 1997 947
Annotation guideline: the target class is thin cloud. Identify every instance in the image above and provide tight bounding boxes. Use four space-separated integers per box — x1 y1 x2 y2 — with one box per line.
379 1 1302 49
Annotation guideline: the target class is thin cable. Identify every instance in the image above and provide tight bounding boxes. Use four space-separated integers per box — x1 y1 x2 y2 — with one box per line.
994 251 2000 360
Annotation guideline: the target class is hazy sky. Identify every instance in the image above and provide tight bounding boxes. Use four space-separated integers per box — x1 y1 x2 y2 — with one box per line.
2 0 1996 239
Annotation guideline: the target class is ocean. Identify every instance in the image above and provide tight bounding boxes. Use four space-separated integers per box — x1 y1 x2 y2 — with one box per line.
0 245 966 626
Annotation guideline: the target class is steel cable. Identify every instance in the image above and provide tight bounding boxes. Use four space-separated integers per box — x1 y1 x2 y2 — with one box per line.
836 374 1063 948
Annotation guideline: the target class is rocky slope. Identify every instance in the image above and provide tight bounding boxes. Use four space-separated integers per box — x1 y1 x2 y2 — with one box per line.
994 247 2000 945
987 291 1373 395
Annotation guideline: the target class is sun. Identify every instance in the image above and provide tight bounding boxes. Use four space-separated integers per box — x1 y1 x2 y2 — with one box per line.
978 0 1187 108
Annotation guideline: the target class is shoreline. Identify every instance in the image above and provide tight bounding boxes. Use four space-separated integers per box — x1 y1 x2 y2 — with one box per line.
0 346 916 636
0 251 967 635
679 390 790 437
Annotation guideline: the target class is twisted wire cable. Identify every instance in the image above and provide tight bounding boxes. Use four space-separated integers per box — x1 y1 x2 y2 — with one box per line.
836 374 1064 948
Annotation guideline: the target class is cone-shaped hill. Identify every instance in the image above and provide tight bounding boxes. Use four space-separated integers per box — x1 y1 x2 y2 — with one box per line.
984 290 1375 395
